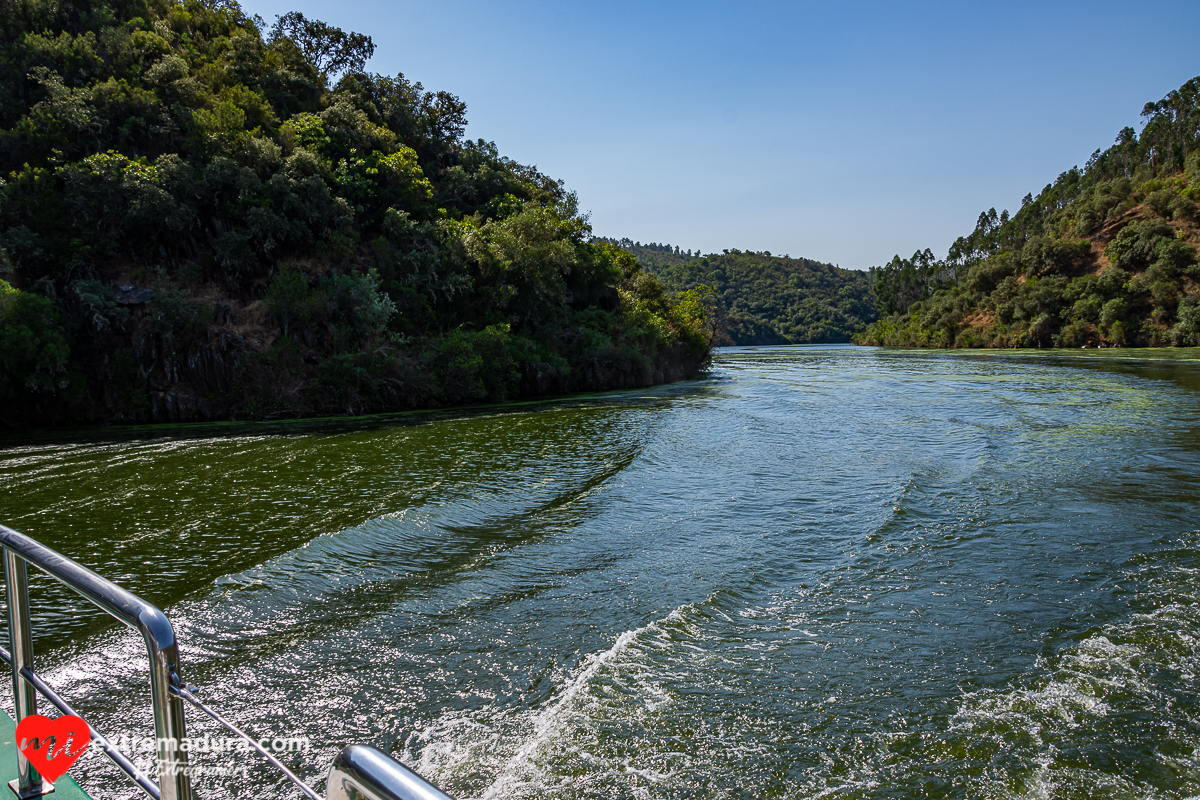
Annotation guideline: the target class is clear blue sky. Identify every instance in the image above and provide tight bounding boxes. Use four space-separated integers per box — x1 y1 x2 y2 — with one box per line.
240 0 1200 270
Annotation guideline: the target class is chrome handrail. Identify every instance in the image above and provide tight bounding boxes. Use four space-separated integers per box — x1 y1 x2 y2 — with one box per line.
0 524 190 800
0 524 460 800
0 643 160 798
326 747 455 800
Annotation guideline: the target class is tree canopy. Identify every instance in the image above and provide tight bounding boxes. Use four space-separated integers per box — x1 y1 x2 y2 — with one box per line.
269 11 374 77
0 0 713 425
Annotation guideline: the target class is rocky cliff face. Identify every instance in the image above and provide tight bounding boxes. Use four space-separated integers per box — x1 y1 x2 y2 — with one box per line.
20 287 707 429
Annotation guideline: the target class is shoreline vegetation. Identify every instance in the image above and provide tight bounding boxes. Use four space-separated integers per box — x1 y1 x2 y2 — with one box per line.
2 7 1197 431
0 1 715 428
857 77 1200 350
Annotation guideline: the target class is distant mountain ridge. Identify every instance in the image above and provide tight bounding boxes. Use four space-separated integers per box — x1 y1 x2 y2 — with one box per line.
597 239 877 345
594 238 703 271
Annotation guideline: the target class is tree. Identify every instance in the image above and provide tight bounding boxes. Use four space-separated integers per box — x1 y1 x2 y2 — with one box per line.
270 12 375 77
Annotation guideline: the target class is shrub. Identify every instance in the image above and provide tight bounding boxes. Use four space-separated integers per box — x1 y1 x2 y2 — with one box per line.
0 282 70 401
69 279 131 333
965 253 1020 293
1105 219 1179 272
1147 188 1174 218
1056 320 1099 347
433 324 519 402
325 268 396 347
1169 194 1197 221
1171 299 1200 345
145 288 210 353
265 264 324 337
1021 237 1091 277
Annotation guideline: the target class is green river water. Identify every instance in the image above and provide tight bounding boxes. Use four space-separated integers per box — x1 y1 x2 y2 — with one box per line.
1 344 1199 799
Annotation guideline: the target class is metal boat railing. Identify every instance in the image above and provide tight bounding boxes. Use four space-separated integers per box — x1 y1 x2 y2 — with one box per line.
0 523 456 800
326 747 453 800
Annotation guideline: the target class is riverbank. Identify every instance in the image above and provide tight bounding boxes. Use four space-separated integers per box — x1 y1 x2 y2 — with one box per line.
0 275 713 429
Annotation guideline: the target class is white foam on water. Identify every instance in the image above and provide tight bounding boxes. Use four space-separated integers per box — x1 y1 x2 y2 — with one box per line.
478 625 648 800
399 602 702 799
945 544 1200 799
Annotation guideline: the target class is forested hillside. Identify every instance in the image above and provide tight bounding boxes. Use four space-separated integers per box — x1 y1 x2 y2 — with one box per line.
859 77 1200 348
636 248 875 345
595 238 702 273
0 0 713 426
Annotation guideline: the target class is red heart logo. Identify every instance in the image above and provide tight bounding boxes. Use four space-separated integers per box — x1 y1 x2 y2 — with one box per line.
15 714 90 784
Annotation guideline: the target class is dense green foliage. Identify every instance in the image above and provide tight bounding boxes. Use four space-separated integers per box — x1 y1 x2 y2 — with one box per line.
596 238 703 273
617 244 875 344
860 77 1200 348
0 0 712 424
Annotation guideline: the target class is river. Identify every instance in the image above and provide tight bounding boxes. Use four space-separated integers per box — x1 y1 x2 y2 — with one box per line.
1 345 1198 799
